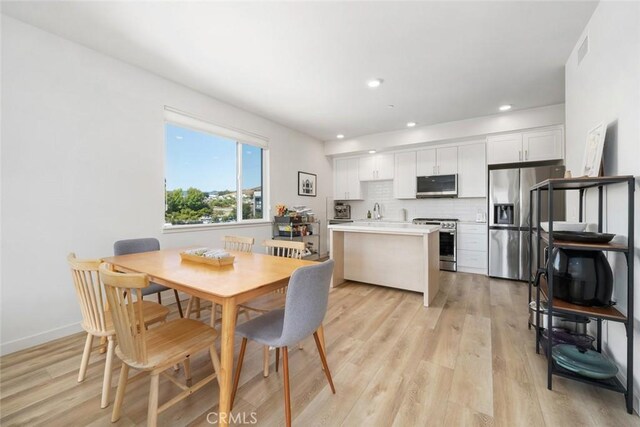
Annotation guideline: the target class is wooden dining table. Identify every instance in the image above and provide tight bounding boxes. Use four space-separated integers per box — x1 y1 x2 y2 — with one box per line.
102 247 317 427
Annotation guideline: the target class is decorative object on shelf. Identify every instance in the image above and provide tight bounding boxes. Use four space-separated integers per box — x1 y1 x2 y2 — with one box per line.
581 122 606 177
275 204 289 217
552 344 618 380
564 170 572 178
298 171 317 197
548 248 613 306
551 231 616 244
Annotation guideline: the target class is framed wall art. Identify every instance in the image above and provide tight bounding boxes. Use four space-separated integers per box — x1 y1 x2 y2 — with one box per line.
581 122 606 177
298 171 317 197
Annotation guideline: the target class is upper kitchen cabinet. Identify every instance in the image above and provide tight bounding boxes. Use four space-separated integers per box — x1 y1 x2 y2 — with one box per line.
487 126 564 165
458 142 486 198
334 157 362 200
522 128 564 162
393 151 417 199
416 146 458 176
486 133 523 164
359 153 394 181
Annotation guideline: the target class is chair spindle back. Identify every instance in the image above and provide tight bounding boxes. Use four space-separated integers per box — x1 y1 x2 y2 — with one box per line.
263 239 306 260
223 235 254 253
99 263 149 366
68 253 108 335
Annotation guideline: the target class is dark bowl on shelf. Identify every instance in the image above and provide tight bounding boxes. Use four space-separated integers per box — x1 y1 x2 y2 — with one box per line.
552 231 616 243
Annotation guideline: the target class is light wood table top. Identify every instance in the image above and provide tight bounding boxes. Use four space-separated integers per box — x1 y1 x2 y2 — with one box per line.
102 248 316 303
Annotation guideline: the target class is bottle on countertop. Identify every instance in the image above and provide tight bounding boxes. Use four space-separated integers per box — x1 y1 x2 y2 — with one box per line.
367 210 372 219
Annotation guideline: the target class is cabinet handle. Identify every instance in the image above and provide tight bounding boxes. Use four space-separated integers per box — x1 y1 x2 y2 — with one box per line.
525 149 528 160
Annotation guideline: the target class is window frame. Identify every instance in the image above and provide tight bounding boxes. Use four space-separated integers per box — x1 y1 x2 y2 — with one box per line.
162 112 270 233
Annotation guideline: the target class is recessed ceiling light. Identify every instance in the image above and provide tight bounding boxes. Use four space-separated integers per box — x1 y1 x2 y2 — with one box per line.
367 79 383 88
336 134 345 139
499 104 512 112
407 122 417 127
368 150 377 154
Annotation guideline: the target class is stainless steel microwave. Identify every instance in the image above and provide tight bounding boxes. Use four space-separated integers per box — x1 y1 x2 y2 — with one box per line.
416 174 458 198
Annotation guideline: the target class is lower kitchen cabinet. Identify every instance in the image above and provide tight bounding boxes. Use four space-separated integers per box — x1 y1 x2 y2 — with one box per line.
457 223 487 274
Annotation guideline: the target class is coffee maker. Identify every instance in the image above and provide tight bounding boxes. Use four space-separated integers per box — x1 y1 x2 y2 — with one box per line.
334 202 351 219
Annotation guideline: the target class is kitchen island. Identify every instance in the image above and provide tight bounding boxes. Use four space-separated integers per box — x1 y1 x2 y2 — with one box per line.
328 222 440 306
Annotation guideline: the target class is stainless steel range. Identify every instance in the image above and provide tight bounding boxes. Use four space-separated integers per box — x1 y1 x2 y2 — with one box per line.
413 218 457 272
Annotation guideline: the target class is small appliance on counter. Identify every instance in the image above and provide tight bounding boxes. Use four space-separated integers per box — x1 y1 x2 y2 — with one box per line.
334 202 351 219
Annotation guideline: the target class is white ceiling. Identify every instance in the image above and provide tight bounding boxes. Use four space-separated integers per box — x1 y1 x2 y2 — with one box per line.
1 1 597 142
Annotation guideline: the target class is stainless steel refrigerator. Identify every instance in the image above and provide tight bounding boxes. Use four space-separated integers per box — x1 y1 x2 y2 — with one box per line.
488 165 565 281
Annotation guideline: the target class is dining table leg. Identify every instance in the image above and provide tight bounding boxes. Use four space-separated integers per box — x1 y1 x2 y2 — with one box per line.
218 298 237 427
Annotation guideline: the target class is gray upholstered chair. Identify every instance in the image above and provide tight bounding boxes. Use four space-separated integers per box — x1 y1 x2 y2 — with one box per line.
230 260 336 427
113 238 183 317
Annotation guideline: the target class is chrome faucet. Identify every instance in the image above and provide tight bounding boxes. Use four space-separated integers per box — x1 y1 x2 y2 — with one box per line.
373 202 382 220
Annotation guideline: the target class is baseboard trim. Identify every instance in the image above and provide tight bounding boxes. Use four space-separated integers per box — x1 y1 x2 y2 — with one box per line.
0 291 191 357
0 321 83 356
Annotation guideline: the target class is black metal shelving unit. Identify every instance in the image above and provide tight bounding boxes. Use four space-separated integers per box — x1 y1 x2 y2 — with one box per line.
528 175 635 414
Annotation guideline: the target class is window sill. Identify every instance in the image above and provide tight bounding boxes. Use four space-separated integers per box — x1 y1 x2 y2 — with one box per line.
162 220 272 234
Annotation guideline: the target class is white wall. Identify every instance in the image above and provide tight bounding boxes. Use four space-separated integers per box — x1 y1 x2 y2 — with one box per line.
0 16 332 355
325 103 565 156
565 1 640 414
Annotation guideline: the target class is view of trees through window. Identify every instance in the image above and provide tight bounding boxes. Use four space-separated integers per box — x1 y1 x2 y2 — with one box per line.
165 123 263 225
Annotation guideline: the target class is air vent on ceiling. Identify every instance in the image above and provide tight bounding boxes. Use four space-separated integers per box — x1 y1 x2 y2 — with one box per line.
578 35 589 65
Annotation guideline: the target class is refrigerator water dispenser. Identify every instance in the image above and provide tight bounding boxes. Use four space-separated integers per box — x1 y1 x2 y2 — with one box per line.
494 204 515 225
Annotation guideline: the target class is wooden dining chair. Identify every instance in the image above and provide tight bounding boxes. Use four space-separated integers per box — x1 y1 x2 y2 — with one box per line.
231 260 336 427
99 263 221 427
238 239 307 377
185 235 255 324
67 253 169 409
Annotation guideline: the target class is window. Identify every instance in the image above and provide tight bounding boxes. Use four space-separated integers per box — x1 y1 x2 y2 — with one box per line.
164 110 267 227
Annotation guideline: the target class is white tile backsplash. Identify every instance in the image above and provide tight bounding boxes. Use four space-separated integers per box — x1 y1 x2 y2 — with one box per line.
350 181 486 222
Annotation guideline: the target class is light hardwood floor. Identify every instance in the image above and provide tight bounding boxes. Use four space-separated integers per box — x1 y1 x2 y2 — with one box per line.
1 272 637 426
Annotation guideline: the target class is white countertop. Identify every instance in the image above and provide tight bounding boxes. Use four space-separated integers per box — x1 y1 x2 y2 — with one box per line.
328 221 440 235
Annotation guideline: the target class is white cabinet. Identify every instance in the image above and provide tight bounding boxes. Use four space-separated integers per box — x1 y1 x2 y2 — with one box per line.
334 158 362 200
416 149 436 176
486 133 523 164
393 151 417 199
437 146 458 175
359 153 394 181
457 223 487 274
458 143 486 198
487 126 564 165
523 128 563 162
416 147 458 176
